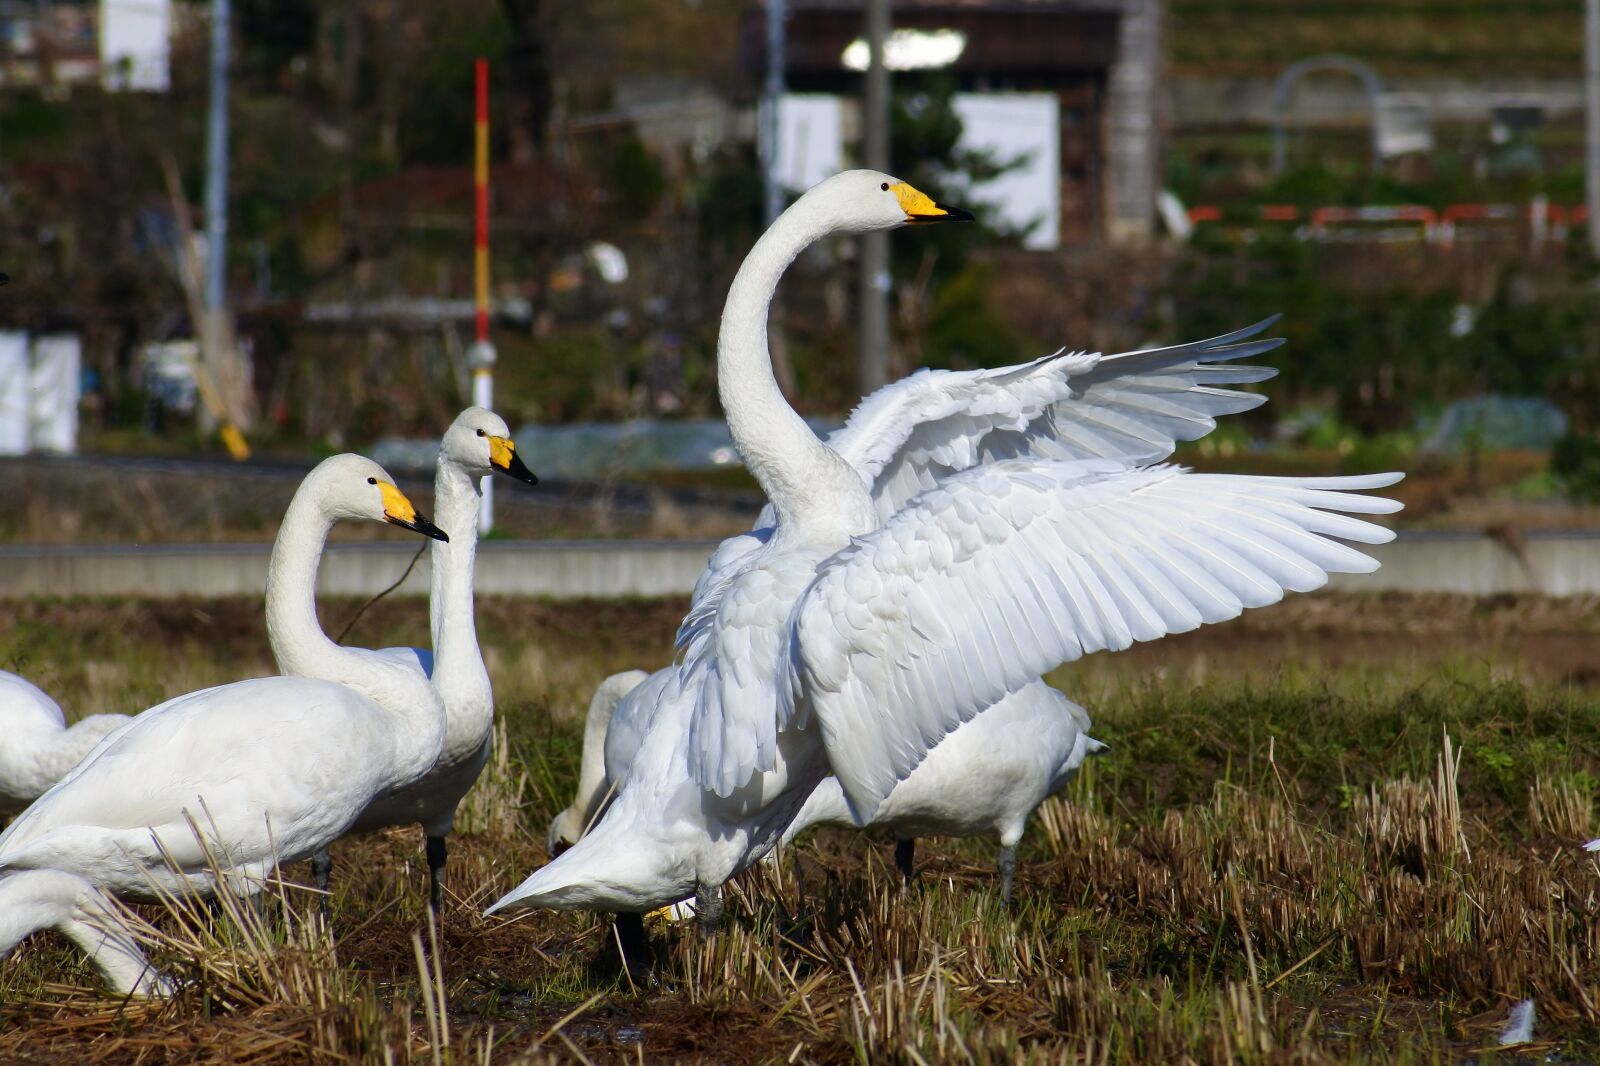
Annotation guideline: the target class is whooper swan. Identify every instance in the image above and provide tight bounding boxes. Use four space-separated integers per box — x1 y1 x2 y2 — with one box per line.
489 171 1402 927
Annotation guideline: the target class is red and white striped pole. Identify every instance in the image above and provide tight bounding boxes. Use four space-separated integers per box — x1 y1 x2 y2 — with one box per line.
470 57 497 534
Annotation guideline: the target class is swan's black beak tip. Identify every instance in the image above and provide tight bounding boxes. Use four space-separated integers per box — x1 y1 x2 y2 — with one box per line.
495 449 540 487
906 202 975 225
388 513 450 542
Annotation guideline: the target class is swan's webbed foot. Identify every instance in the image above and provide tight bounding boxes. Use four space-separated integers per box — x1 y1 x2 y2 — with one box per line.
695 880 723 938
425 834 447 917
894 837 917 889
998 844 1017 907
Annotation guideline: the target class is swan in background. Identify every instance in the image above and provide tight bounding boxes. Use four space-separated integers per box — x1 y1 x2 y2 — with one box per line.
487 170 1404 925
305 408 538 914
0 455 448 986
0 673 128 814
778 681 1104 903
0 869 170 996
547 669 649 853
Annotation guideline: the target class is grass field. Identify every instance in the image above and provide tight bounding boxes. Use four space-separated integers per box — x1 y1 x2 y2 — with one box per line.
1 592 1599 1063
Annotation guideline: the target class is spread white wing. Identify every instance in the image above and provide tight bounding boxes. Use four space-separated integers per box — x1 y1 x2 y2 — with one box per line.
783 462 1403 820
827 316 1283 521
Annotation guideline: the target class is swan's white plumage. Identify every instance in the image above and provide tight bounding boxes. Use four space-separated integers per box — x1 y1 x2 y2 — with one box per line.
826 317 1282 522
780 681 1102 849
0 676 422 897
787 464 1401 818
0 671 130 811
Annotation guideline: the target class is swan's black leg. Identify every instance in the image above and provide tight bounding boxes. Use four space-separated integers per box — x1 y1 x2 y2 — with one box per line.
614 911 650 978
425 834 447 916
894 837 917 887
695 880 723 937
998 844 1018 905
790 847 807 908
310 848 333 919
311 849 332 893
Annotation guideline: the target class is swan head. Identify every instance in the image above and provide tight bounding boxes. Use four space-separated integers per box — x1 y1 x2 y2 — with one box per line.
441 407 539 486
309 453 449 542
797 169 974 234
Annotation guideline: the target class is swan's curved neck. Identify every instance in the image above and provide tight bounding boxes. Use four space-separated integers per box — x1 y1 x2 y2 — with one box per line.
718 202 862 528
427 462 490 712
267 492 437 725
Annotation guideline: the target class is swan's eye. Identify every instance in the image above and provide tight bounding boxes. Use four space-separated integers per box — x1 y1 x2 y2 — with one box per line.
476 429 485 437
367 477 376 485
880 182 889 191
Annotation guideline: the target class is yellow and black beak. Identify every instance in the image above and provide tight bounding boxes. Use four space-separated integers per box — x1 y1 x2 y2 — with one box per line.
378 481 450 542
489 435 539 486
889 181 975 226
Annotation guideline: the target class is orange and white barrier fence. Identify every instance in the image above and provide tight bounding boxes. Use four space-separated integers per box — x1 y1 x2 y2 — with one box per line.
1184 200 1583 247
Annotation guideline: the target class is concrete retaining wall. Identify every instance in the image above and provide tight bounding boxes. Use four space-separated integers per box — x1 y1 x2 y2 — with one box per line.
0 531 1596 600
0 540 721 600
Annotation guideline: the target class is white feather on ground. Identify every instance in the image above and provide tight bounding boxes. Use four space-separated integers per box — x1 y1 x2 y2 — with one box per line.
1498 999 1535 1046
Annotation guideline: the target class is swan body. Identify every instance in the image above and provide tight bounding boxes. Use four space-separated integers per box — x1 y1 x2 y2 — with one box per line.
487 170 1404 920
319 409 536 909
0 672 128 813
0 869 171 996
779 681 1104 899
0 454 447 911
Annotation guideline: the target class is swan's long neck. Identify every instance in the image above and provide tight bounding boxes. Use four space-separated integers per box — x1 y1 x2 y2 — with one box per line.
267 492 440 738
427 461 491 726
718 202 865 530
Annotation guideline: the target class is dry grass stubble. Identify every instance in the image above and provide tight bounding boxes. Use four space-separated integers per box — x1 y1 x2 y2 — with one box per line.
0 595 1598 1062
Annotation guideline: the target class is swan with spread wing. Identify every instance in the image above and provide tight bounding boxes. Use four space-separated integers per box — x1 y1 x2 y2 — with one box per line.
492 171 1403 925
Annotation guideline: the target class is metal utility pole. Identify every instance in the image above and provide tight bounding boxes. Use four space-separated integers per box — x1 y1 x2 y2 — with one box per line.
1587 0 1600 255
762 0 787 226
858 0 891 395
200 0 238 445
204 0 229 320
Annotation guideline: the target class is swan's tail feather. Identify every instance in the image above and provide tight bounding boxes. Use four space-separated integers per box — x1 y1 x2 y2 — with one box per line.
492 798 690 915
0 869 173 997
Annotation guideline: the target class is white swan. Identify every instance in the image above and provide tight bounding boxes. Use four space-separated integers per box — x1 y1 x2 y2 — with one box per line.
0 455 448 976
0 869 170 997
0 672 128 814
778 681 1104 902
306 408 538 912
487 170 1403 922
